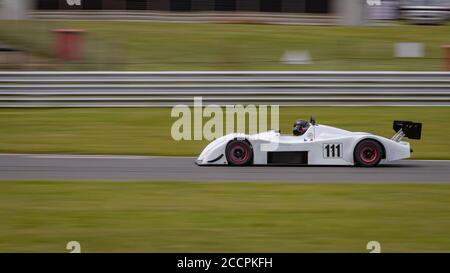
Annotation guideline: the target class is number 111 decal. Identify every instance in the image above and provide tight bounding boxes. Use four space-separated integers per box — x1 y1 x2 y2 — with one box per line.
323 143 343 158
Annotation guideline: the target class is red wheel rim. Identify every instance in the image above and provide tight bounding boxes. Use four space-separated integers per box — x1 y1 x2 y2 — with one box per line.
228 143 249 164
359 144 378 164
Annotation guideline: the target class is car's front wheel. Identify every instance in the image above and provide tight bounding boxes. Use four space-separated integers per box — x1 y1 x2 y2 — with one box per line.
225 140 253 166
354 140 383 167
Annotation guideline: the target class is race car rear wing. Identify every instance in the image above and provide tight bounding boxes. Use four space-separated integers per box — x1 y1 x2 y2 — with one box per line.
392 120 422 142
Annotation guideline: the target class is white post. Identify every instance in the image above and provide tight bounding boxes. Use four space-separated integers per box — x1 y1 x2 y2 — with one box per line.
334 0 368 26
0 0 32 20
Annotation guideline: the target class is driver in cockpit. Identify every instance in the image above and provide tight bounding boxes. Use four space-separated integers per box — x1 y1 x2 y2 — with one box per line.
293 119 310 136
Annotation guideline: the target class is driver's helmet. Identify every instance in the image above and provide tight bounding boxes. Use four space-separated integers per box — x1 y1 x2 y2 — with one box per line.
293 119 310 136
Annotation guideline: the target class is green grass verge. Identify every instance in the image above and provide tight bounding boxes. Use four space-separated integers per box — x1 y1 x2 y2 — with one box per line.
0 21 449 70
0 181 449 252
0 107 449 159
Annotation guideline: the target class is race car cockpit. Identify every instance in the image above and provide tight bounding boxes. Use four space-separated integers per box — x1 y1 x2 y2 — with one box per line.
293 119 311 136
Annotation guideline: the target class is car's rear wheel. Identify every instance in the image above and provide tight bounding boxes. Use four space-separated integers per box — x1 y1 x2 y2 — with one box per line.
225 140 253 166
354 140 383 167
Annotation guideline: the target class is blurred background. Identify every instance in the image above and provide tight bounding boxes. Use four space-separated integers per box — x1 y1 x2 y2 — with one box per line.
0 0 449 71
1 0 450 253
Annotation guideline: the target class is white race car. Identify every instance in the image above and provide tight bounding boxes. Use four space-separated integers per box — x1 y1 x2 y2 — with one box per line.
196 118 422 167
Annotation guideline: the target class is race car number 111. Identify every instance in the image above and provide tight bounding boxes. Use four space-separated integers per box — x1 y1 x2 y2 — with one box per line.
323 143 343 158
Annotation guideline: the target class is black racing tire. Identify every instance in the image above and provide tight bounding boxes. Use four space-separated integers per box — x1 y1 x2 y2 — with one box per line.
354 139 383 167
225 140 253 166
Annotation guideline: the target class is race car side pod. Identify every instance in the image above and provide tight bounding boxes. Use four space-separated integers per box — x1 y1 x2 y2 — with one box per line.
392 120 422 142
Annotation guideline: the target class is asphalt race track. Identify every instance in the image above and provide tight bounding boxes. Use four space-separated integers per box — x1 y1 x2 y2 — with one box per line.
0 154 449 183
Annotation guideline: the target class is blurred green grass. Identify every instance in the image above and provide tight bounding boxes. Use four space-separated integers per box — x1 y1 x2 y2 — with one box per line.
0 107 448 159
0 21 449 70
0 181 449 252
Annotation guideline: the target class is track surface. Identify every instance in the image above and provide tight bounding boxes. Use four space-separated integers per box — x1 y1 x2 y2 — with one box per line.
0 154 449 183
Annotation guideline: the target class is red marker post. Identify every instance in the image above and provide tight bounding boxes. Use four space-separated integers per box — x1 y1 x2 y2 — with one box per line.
442 45 450 71
52 29 85 61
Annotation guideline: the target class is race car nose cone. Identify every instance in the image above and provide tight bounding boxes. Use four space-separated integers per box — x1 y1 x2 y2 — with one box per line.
195 159 203 165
